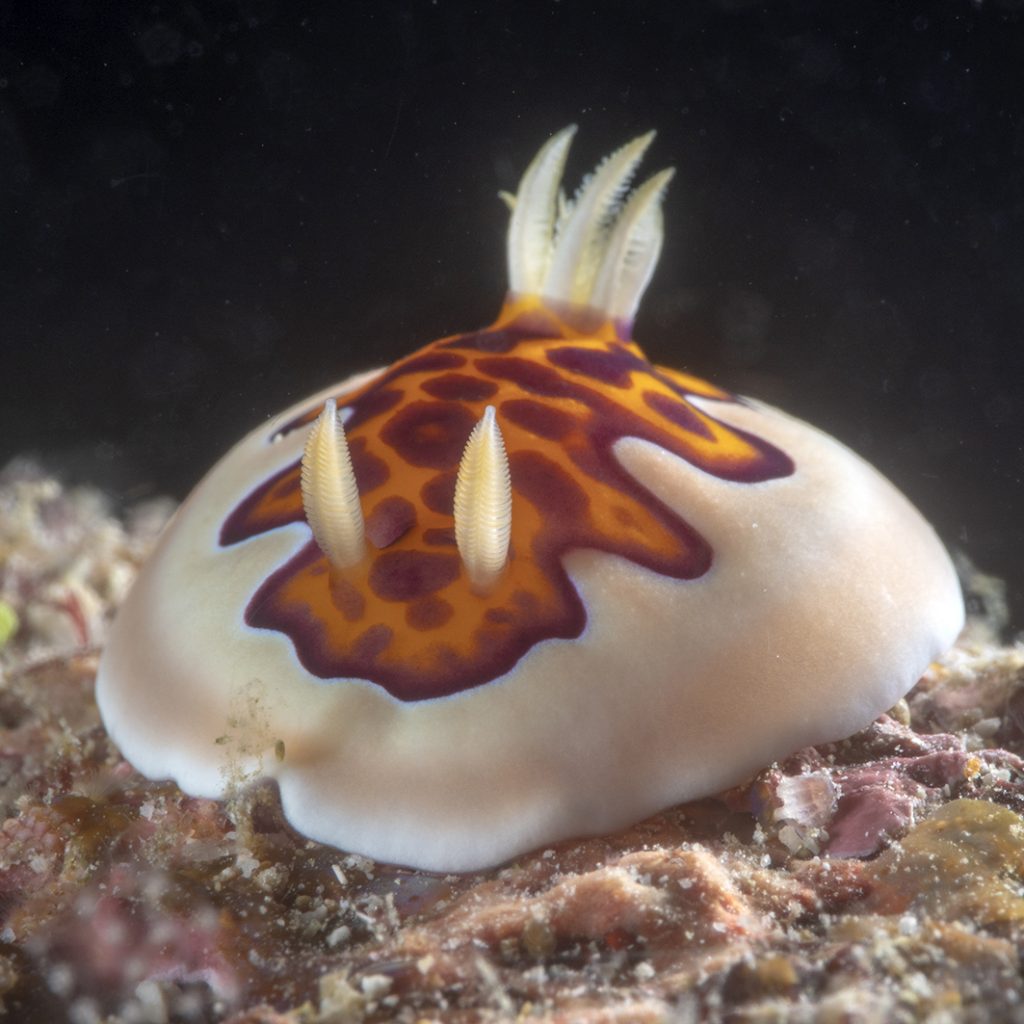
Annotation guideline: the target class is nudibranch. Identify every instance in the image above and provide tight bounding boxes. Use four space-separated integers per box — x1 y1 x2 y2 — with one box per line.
97 128 964 872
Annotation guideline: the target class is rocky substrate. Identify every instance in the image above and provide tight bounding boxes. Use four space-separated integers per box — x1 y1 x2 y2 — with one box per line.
1 460 1023 1024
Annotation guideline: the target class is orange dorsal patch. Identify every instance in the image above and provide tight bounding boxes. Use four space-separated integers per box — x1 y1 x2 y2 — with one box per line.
221 298 793 700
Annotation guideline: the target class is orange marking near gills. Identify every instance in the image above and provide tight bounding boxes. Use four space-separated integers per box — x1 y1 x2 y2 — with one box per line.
221 297 794 700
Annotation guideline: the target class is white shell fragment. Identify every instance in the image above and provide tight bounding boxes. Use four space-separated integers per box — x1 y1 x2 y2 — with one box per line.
96 129 965 873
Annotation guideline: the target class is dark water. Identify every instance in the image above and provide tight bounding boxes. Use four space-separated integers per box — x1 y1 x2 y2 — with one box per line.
2 2 1023 628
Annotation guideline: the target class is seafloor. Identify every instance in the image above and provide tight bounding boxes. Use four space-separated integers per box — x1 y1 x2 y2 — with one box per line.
1 459 1023 1024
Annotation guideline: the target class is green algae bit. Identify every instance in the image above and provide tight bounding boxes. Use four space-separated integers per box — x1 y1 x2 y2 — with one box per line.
0 600 18 649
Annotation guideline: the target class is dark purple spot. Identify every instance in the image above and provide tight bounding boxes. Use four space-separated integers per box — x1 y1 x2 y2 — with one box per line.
431 643 461 676
349 438 390 493
423 526 456 547
510 450 590 520
400 351 466 374
501 398 577 441
343 388 404 432
369 550 461 602
547 344 650 388
365 496 417 549
421 373 499 403
485 606 514 625
511 589 541 616
380 402 477 469
567 442 605 482
643 391 716 440
406 596 454 631
613 506 639 529
329 574 366 622
352 624 393 664
421 472 457 515
477 356 574 398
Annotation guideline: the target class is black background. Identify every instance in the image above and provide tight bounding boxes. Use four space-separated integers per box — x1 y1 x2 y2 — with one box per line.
2 1 1022 628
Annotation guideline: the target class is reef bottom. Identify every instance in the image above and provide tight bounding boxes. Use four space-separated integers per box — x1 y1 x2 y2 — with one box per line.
1 459 1023 1023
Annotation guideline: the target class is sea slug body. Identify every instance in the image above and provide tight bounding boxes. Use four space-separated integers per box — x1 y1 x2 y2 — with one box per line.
97 127 964 871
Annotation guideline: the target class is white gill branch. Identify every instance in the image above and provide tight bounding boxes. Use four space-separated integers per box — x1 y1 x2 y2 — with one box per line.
589 167 675 323
506 125 578 296
542 130 655 305
504 128 674 321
